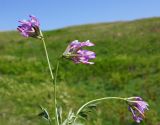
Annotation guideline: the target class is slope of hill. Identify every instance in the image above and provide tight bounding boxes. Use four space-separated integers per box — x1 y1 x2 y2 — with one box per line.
0 17 160 125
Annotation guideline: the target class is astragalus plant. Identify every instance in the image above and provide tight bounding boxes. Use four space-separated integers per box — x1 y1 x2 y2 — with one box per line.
17 15 149 125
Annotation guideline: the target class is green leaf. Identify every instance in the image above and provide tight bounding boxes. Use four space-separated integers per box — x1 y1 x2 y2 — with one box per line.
57 106 63 124
62 109 75 125
38 106 50 121
87 103 97 110
79 111 88 120
78 103 97 120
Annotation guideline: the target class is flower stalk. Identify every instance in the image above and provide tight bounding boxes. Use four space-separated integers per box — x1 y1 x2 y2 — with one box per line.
39 29 59 125
41 37 54 80
73 97 127 124
54 60 60 125
40 36 59 125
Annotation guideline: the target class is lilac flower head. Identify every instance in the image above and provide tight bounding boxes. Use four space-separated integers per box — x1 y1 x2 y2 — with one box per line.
63 40 96 64
17 15 42 38
127 97 149 123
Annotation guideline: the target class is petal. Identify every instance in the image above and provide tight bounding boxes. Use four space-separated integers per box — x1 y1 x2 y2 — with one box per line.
70 40 82 52
72 57 81 64
77 50 96 59
133 116 143 123
21 31 29 37
81 40 95 47
129 106 143 123
70 40 81 47
17 27 23 32
70 40 79 45
18 20 32 26
29 15 40 26
17 27 29 37
136 101 149 112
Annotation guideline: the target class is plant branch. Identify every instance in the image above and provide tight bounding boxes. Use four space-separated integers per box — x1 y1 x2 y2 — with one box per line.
73 97 127 124
40 34 59 125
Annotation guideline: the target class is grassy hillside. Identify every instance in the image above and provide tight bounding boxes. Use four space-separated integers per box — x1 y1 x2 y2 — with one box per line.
0 17 160 125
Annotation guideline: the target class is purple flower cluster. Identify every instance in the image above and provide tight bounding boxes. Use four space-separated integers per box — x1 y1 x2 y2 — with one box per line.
63 40 96 64
127 97 149 123
17 15 41 38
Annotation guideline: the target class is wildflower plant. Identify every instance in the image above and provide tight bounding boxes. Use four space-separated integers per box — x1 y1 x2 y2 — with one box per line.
17 15 149 125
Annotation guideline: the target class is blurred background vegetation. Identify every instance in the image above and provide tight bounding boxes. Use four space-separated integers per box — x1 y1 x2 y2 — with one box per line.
0 17 160 125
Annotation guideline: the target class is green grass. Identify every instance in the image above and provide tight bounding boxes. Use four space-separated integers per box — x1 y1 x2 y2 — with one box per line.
0 17 160 125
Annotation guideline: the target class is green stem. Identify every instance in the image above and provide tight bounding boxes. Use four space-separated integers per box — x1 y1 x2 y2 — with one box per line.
73 97 127 124
54 60 60 125
48 119 52 125
41 37 59 125
41 38 54 80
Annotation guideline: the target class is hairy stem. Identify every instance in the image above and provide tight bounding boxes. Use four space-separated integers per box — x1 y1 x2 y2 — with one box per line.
41 36 59 125
48 119 52 125
54 60 60 125
41 38 54 80
73 97 127 124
